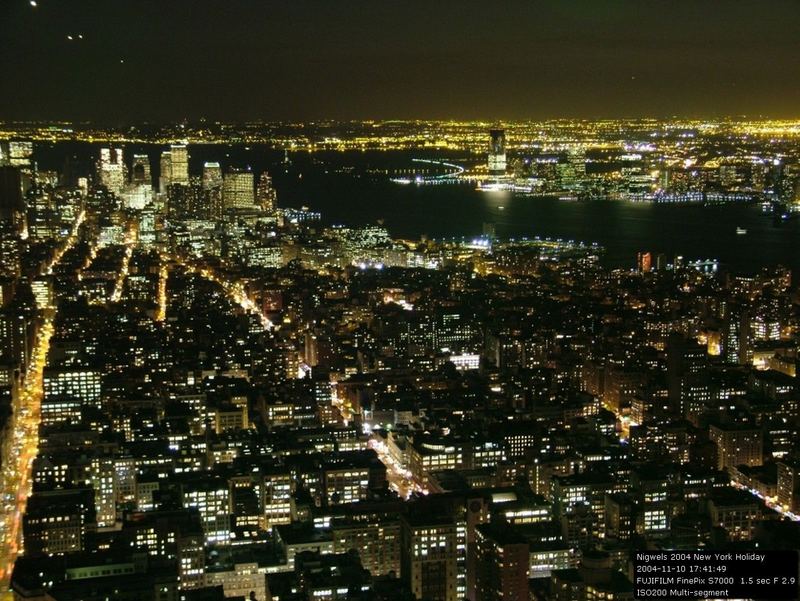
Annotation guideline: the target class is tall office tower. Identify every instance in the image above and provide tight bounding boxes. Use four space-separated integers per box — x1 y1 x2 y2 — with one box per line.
130 154 152 186
0 230 20 278
256 172 278 212
666 332 710 420
473 523 529 601
98 147 126 195
168 178 207 220
208 187 223 220
557 149 587 191
401 515 458 601
170 144 189 185
487 129 507 176
159 151 172 194
0 166 24 227
724 308 752 365
0 298 34 373
202 162 223 190
222 168 255 209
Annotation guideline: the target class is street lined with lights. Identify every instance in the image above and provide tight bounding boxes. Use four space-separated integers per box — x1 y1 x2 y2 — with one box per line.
155 261 169 322
110 220 138 302
171 254 274 331
0 209 87 594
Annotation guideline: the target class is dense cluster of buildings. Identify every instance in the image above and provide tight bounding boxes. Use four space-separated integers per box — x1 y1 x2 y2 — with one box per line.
0 137 799 601
6 119 800 208
474 125 800 208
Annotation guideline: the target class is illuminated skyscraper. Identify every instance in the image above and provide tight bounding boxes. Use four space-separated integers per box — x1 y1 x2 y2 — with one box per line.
222 168 255 209
170 144 189 185
487 129 506 176
202 162 223 190
159 151 172 194
130 154 151 186
637 251 652 273
256 172 277 212
167 177 206 220
0 232 20 278
121 184 153 210
98 147 126 195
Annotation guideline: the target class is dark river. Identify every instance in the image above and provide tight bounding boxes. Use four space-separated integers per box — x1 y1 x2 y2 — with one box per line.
34 144 800 274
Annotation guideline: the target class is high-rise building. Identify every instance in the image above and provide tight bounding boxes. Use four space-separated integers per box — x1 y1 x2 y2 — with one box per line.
222 168 255 209
401 514 458 601
98 147 126 195
637 251 653 273
604 493 637 542
120 183 153 210
167 178 207 220
666 333 710 419
120 509 206 588
0 166 24 227
331 518 401 577
208 187 223 220
709 423 763 471
43 367 102 405
202 162 223 190
256 171 278 212
777 460 800 513
130 154 151 186
488 129 507 176
473 523 529 601
159 151 172 194
170 144 189 185
22 488 97 556
180 477 232 546
0 230 20 278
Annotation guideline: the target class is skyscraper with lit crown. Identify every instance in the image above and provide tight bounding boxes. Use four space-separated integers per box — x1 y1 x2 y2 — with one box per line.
202 162 222 190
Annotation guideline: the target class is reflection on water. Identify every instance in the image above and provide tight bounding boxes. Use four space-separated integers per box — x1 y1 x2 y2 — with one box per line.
277 173 799 274
34 144 799 274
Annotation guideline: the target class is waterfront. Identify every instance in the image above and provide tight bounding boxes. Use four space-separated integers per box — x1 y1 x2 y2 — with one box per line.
35 144 800 273
275 172 799 273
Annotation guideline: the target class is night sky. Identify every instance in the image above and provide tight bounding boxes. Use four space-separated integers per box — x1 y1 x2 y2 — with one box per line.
3 0 800 123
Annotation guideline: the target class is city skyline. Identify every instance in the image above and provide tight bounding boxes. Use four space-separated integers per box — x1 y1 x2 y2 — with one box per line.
3 3 800 601
2 132 799 600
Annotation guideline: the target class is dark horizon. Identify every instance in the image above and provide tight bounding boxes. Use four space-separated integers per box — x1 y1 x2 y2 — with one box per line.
4 0 800 123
